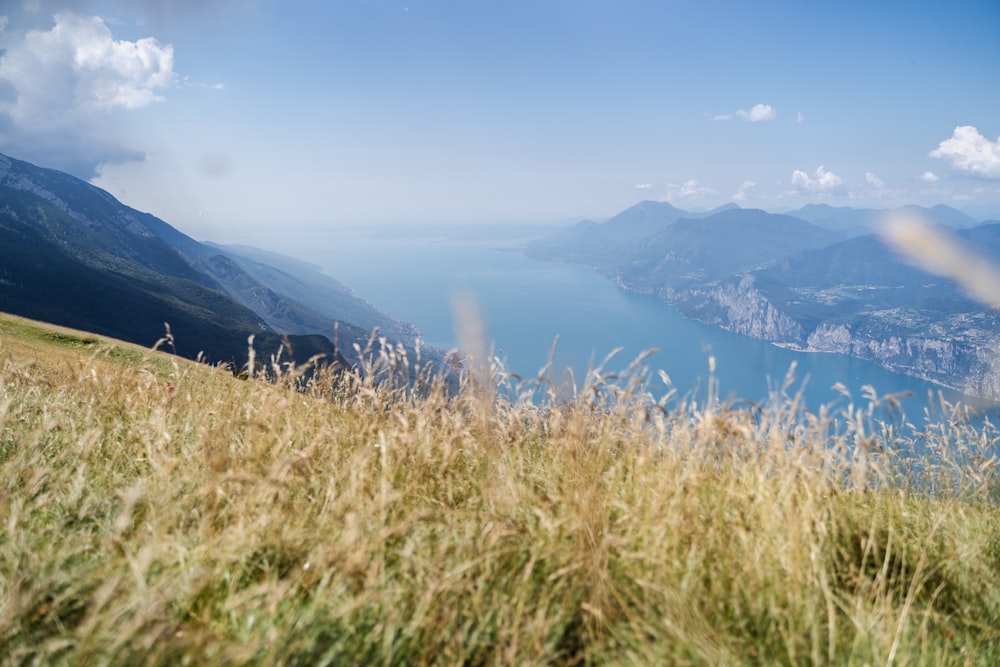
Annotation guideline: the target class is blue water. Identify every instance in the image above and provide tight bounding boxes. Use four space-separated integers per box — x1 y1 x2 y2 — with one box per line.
275 224 993 421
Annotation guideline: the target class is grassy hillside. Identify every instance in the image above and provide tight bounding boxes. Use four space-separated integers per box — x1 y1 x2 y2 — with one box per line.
0 221 336 368
2 311 1000 665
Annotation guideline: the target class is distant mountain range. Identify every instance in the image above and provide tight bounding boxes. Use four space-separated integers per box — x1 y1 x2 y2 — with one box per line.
0 151 434 372
527 200 1000 401
6 148 998 401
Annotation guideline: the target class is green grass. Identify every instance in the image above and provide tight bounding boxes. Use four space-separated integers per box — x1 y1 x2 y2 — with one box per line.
1 311 999 665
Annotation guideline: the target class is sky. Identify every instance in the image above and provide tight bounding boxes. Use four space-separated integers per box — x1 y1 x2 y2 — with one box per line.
0 0 999 242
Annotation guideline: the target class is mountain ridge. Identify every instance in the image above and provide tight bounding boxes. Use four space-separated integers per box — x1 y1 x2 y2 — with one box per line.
0 151 434 371
528 200 1000 401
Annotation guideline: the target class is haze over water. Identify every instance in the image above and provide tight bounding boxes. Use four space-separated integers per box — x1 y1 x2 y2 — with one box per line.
277 224 987 422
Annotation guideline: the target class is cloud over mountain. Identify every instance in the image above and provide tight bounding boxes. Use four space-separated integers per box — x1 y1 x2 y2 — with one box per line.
791 165 843 193
930 126 1000 179
0 11 175 176
865 172 885 188
732 180 756 202
666 179 715 202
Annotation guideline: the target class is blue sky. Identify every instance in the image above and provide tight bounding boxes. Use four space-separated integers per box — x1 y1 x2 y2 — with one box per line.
1 0 999 241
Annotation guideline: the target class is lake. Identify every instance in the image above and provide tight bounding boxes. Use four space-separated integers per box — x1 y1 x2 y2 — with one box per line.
273 223 990 422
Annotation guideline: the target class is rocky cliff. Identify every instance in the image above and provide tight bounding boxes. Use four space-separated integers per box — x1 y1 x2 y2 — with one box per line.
532 201 1000 403
805 321 1000 400
646 274 1000 401
671 275 808 344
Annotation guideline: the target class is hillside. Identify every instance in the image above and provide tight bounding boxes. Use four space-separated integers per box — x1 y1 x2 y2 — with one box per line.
665 230 1000 399
2 311 1000 664
0 151 430 371
202 242 421 344
527 201 1000 400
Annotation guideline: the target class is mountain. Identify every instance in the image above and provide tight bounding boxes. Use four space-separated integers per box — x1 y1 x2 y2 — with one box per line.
915 204 980 229
788 203 980 237
203 242 420 345
525 200 685 269
526 199 1000 400
619 208 843 288
0 151 428 371
685 231 1000 399
961 203 1000 221
525 200 745 269
785 204 884 237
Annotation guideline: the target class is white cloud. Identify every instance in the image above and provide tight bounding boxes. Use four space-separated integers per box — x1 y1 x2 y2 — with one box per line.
0 16 8 33
732 180 756 202
0 12 175 175
712 103 776 122
634 183 652 190
796 111 804 124
741 103 776 122
929 125 1000 179
919 171 940 183
665 179 715 202
791 165 843 193
181 75 227 90
681 180 712 197
865 171 885 188
2 12 174 116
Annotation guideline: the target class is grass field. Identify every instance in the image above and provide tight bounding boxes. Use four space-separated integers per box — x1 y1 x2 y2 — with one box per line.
2 310 1000 665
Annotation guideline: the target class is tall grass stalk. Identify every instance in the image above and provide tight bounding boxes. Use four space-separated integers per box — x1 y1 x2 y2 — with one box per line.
1 314 999 665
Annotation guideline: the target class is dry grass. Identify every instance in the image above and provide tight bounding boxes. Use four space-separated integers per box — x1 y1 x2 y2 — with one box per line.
2 310 1000 665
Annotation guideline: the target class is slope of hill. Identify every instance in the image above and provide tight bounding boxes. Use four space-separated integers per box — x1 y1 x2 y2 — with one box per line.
668 232 1000 398
3 310 999 664
204 242 421 344
526 200 1000 400
0 151 427 369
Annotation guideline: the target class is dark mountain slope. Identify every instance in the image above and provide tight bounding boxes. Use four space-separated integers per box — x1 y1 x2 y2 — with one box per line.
0 155 215 284
0 214 335 364
0 152 381 367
